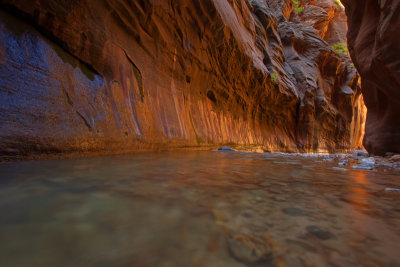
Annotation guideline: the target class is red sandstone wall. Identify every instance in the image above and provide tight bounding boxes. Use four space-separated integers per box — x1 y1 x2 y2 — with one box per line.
342 0 400 155
0 0 366 159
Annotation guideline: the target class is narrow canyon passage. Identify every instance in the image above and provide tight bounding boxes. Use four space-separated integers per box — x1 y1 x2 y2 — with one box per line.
0 0 400 266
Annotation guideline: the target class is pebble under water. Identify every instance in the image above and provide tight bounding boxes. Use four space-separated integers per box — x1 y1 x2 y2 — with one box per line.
0 151 399 266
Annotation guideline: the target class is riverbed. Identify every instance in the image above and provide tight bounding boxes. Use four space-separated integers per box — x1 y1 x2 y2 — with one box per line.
0 151 399 266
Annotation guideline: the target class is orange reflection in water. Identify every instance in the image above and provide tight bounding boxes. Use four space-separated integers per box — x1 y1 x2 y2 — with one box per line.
351 170 368 185
348 171 370 211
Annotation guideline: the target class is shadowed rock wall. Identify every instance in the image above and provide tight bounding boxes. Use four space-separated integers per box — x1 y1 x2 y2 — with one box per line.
0 0 366 159
341 0 400 155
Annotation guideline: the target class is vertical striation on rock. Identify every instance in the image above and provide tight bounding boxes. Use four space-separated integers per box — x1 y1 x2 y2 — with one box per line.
341 0 400 155
0 0 366 159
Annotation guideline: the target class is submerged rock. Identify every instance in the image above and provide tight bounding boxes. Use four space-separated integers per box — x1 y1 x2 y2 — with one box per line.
352 157 375 170
218 147 236 152
228 234 273 264
282 207 306 216
357 151 369 157
390 155 400 162
360 157 375 166
306 225 335 240
384 188 400 192
352 165 373 170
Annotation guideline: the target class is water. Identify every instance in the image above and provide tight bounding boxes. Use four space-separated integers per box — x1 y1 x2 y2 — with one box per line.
0 151 399 266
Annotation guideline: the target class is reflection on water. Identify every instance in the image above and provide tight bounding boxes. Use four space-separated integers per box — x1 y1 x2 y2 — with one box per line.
0 151 399 266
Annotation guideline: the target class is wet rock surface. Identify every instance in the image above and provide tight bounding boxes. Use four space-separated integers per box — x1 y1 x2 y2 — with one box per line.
352 157 375 170
347 151 400 171
228 234 273 265
218 147 236 152
282 207 307 216
341 0 400 155
0 0 366 159
306 225 335 240
0 150 399 266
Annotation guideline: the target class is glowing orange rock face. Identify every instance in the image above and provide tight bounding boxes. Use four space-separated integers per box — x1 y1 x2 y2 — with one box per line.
0 0 365 159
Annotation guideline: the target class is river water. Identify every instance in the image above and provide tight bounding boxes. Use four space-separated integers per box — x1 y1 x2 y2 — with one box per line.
0 151 399 266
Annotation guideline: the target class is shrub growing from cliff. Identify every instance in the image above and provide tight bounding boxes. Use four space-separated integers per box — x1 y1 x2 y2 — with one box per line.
271 72 279 86
334 0 344 11
332 42 349 56
334 0 344 8
292 0 304 13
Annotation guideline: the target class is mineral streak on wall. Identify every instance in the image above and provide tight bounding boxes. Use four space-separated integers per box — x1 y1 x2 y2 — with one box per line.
0 0 366 159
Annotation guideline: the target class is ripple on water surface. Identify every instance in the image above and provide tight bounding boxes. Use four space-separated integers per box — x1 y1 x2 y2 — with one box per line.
0 151 399 266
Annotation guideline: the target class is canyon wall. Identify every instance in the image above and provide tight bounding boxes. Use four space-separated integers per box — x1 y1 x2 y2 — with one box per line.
342 0 400 155
0 0 366 159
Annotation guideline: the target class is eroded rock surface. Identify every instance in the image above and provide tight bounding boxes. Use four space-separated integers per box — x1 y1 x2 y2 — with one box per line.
0 0 365 159
342 0 400 155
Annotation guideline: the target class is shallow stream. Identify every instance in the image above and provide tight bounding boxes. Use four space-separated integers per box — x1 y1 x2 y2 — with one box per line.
0 151 399 266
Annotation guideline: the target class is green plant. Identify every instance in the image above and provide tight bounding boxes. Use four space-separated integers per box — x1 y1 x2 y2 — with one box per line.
271 72 279 86
331 42 349 56
292 0 304 13
334 0 344 8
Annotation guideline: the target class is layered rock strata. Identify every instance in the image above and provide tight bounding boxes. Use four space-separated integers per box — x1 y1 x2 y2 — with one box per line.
342 0 400 155
0 0 365 159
